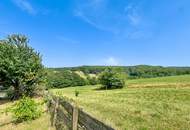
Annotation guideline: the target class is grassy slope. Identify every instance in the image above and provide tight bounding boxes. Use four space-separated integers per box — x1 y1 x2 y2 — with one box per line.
52 75 190 130
0 99 54 130
127 75 190 85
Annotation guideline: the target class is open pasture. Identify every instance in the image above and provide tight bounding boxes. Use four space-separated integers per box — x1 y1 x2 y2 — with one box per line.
52 75 190 130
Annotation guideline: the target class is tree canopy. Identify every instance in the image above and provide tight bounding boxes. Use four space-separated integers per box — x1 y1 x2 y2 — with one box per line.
99 68 125 89
0 34 44 99
46 70 87 88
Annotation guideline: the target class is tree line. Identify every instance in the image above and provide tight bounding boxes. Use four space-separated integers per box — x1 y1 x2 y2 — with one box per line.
46 69 98 88
54 65 190 79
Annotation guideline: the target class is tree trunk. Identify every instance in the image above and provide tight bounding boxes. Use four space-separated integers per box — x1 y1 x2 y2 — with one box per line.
12 80 22 100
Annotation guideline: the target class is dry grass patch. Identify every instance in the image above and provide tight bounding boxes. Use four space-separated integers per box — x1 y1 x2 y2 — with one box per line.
0 98 55 130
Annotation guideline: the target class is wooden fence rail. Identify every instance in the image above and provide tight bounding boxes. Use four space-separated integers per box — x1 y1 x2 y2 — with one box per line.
47 95 115 130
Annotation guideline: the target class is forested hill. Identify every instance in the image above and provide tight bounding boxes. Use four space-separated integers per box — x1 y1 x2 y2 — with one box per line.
49 65 190 79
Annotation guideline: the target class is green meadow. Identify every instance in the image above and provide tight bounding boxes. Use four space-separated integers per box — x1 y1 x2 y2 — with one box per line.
52 75 190 130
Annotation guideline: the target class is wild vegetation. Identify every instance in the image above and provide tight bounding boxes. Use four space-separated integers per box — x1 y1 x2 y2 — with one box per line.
0 34 45 99
53 65 190 79
98 68 125 89
0 35 49 130
46 69 87 88
0 98 54 130
52 75 190 130
46 69 99 89
10 96 42 122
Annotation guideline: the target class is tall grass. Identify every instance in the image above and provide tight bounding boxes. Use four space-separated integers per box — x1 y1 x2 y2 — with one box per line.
52 75 190 130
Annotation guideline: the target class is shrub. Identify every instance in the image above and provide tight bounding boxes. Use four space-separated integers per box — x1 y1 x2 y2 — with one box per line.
75 90 79 97
99 68 125 89
87 76 99 85
12 96 42 122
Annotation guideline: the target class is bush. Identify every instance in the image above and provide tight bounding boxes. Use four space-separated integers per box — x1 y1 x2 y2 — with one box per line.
12 96 42 122
99 68 125 89
87 76 99 85
75 90 79 97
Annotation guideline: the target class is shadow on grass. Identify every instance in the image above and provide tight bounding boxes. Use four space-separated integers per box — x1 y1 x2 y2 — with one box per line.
0 119 24 127
93 86 123 91
0 120 14 127
0 99 10 105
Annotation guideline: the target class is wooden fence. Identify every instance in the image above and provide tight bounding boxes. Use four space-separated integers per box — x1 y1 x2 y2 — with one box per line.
47 95 115 130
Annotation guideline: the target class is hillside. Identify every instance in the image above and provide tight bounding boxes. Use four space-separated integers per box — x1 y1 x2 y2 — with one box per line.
50 65 190 79
51 75 190 130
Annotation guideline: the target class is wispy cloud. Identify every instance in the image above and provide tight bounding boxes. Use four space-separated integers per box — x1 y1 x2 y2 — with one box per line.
74 10 100 29
73 0 119 33
12 0 36 15
124 4 141 26
74 10 112 32
104 57 119 66
74 1 149 40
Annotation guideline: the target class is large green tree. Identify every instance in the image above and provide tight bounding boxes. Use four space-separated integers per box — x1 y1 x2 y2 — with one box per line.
0 34 44 99
99 68 125 89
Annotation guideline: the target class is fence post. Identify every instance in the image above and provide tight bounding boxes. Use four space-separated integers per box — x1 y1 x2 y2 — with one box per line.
72 105 78 130
52 98 59 126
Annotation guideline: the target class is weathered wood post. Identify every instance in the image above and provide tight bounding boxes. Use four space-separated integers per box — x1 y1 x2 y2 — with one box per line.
72 105 79 130
52 97 59 126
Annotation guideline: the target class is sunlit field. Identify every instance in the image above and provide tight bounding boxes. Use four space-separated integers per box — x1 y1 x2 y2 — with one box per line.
52 75 190 130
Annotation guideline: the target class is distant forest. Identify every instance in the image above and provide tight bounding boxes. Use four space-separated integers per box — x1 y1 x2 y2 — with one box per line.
50 65 190 79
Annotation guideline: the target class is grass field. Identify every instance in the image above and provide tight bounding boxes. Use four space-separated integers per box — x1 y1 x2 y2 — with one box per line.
52 75 190 130
0 98 55 130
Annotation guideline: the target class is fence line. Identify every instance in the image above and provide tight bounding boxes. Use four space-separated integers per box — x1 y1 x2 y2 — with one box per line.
47 94 115 130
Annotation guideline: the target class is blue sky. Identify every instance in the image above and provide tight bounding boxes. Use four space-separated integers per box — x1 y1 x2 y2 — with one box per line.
0 0 190 67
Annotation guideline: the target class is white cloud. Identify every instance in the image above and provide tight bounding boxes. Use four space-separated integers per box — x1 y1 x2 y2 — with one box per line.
74 9 114 33
124 4 141 26
74 10 101 29
73 0 118 33
104 57 119 66
74 1 147 39
12 0 36 15
128 14 140 26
